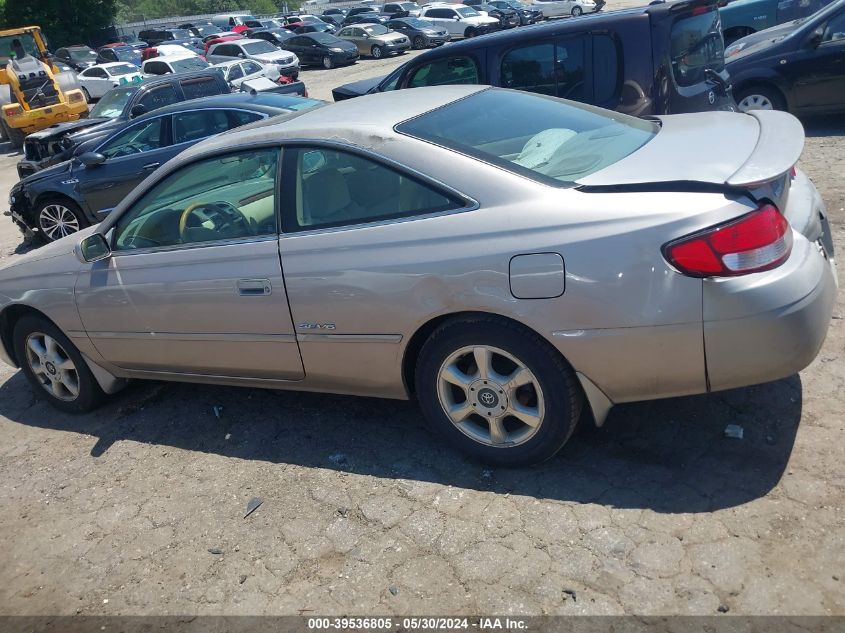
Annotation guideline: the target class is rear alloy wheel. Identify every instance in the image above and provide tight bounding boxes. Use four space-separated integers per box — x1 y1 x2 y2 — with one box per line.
413 35 425 49
371 45 384 59
322 55 334 69
416 318 583 466
571 5 583 16
36 199 87 242
13 315 104 413
736 85 785 112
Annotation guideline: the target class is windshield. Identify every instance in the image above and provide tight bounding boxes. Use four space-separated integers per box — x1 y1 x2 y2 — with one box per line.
0 34 42 65
670 8 725 87
89 86 137 118
194 24 222 36
363 24 390 35
401 18 435 28
309 32 338 44
243 40 278 54
506 0 527 8
235 15 258 24
401 2 421 8
70 47 98 62
397 89 657 186
170 57 210 72
170 29 193 39
456 7 480 17
106 63 138 76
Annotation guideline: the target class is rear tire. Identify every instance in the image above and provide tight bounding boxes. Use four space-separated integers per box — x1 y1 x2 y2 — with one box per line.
413 35 425 49
571 5 583 16
35 197 88 242
464 27 477 38
13 315 104 413
736 84 786 112
415 316 583 466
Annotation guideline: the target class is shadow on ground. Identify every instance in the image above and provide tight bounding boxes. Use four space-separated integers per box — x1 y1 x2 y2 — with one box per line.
0 368 802 513
801 114 845 138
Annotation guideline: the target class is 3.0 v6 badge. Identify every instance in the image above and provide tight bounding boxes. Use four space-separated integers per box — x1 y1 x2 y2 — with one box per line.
298 323 336 330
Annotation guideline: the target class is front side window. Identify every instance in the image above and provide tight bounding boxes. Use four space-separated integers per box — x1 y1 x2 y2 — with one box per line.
283 147 462 231
114 149 279 250
397 88 657 185
409 56 479 88
823 13 845 42
138 85 179 111
99 118 166 159
670 7 725 87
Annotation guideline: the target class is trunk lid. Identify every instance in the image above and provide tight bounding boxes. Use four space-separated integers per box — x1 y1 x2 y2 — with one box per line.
577 109 819 241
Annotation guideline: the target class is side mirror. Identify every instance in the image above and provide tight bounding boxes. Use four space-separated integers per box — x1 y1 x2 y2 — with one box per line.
76 233 111 263
79 152 106 167
455 16 461 20
130 103 147 117
238 52 245 58
808 26 824 46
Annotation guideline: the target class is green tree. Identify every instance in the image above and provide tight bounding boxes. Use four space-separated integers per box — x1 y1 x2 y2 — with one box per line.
4 0 117 47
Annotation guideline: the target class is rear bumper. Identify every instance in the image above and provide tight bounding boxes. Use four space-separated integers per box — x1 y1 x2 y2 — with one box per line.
703 231 838 392
4 98 89 134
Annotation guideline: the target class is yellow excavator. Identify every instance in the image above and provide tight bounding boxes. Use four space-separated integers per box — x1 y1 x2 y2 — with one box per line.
0 26 88 149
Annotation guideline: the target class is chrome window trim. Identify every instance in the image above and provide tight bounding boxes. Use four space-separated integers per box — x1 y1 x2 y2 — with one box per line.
275 138 480 236
110 233 279 258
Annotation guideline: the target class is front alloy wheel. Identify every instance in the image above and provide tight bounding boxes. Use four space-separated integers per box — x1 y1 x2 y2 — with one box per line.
371 45 384 58
322 55 334 69
24 332 80 402
572 5 583 16
37 201 83 241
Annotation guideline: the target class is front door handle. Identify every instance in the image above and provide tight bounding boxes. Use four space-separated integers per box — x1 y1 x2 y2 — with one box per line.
237 278 272 296
142 162 160 171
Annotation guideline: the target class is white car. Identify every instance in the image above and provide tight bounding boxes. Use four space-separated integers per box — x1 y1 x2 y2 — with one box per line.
420 3 500 38
147 44 202 58
529 0 597 18
77 63 143 101
212 59 281 89
142 54 211 76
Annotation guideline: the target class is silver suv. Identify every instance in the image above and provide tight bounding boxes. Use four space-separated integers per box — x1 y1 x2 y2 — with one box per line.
206 38 300 78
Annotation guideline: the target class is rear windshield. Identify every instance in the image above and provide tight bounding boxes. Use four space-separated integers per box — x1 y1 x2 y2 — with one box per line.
670 7 725 87
397 89 657 186
170 57 210 72
89 86 138 118
70 47 98 62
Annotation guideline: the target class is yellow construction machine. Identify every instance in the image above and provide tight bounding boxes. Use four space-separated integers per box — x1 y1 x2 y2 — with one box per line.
0 26 88 149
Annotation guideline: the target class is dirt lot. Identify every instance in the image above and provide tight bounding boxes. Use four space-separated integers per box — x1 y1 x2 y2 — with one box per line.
0 43 843 618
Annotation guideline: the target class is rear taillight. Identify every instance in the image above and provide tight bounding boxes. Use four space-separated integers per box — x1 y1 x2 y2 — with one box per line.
663 204 792 277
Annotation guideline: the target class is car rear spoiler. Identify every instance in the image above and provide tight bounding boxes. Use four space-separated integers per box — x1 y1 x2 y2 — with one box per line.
727 110 804 187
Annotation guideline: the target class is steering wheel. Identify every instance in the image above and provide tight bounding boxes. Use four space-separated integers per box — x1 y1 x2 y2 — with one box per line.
178 201 250 242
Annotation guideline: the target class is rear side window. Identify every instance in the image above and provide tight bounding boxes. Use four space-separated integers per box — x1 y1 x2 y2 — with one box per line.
592 34 621 105
172 109 230 144
138 84 179 111
408 56 479 88
181 77 223 100
670 7 725 87
397 88 657 186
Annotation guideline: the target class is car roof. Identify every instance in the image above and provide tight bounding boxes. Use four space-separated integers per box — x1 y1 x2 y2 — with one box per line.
148 53 197 62
93 61 136 68
180 85 485 161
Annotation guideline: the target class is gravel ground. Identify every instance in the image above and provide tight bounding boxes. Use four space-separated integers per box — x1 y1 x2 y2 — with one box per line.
0 35 843 618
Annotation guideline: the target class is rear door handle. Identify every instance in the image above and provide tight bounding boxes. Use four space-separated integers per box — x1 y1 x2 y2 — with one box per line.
142 162 160 170
237 278 272 296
